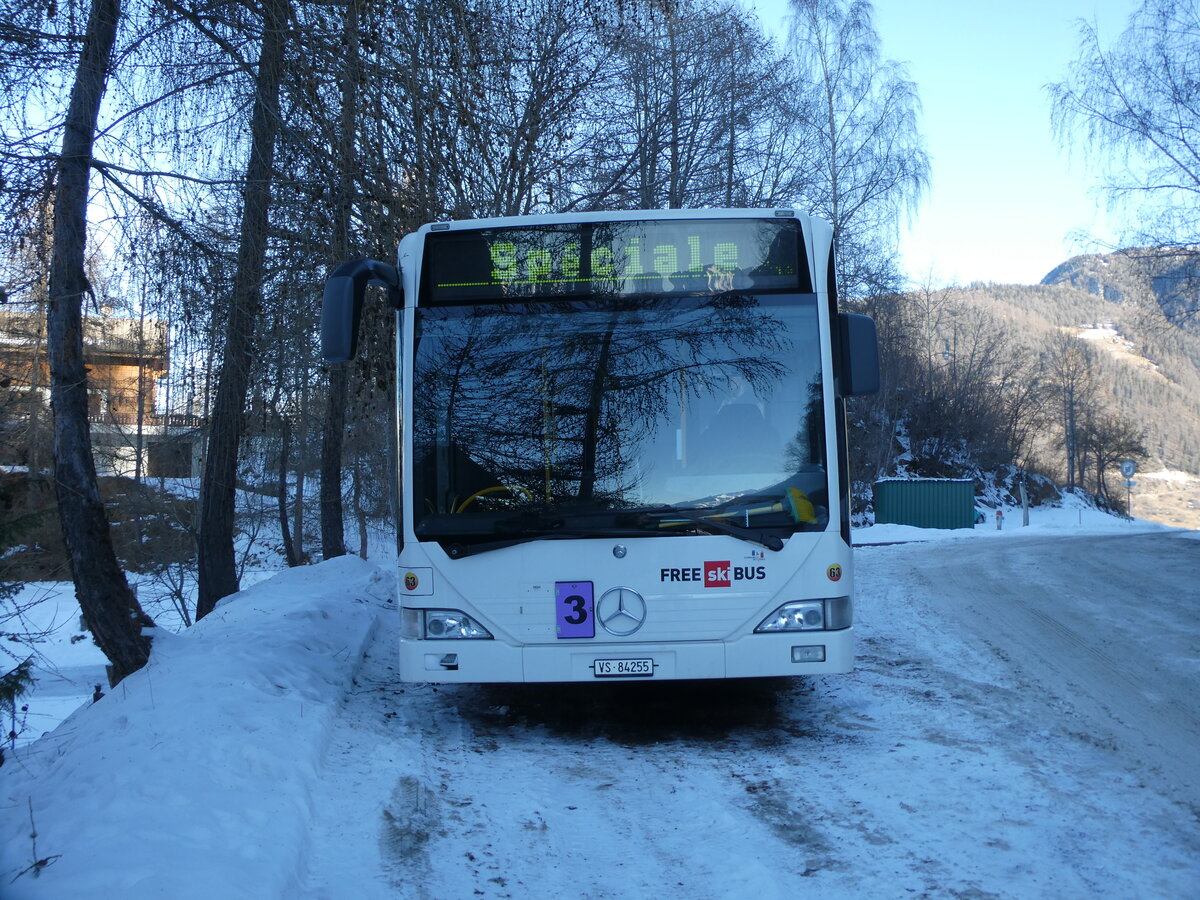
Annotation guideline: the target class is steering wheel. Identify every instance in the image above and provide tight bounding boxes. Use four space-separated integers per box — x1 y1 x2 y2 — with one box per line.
454 485 534 513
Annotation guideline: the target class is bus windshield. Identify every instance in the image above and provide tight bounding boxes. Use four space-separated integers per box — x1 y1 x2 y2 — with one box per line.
412 291 828 554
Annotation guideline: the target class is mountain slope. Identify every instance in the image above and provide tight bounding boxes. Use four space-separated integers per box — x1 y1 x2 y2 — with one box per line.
920 249 1200 527
946 250 1200 479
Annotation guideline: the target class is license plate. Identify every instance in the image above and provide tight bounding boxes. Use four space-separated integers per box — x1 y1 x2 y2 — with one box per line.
593 658 654 678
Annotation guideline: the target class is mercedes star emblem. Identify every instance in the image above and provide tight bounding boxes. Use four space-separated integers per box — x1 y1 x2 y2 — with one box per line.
597 586 647 636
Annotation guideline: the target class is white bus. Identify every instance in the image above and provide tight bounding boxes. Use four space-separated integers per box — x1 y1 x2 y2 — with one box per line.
322 208 879 682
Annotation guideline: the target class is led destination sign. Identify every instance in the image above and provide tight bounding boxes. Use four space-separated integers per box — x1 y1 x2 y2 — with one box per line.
423 218 810 302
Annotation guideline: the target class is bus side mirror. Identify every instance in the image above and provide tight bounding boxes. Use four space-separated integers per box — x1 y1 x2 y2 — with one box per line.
838 312 880 396
321 258 403 363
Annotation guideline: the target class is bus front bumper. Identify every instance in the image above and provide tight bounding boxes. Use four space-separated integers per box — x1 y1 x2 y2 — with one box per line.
397 628 854 683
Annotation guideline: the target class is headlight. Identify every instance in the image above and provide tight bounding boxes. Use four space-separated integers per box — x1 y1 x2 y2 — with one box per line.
754 597 852 633
422 609 493 640
756 601 825 632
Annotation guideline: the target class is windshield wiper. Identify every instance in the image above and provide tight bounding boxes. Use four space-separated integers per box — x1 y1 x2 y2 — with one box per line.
635 506 784 552
442 533 569 559
492 510 565 535
436 504 786 558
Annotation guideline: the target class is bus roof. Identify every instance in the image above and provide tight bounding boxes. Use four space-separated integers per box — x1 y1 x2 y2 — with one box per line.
416 207 816 235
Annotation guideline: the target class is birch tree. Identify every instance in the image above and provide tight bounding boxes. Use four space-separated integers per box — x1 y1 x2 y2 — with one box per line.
1050 0 1200 322
787 0 928 299
1050 3 1200 239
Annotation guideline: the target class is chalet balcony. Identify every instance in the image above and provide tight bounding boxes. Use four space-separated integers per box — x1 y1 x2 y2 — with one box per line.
2 308 204 478
87 411 205 430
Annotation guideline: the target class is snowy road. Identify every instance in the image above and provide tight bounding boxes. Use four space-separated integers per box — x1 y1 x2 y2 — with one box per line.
301 531 1200 899
893 531 1200 811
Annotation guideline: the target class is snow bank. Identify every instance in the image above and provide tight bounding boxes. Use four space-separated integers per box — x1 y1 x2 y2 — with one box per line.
1 555 390 899
855 491 1175 545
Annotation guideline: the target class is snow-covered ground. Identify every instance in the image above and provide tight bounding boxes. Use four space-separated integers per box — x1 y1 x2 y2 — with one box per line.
2 557 390 898
1076 324 1119 342
2 500 1197 897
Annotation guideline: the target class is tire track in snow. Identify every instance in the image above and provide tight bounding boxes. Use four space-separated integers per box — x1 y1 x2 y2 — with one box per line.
300 533 1200 898
392 680 836 899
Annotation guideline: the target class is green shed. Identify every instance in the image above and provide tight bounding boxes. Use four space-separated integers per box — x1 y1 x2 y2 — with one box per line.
873 478 976 530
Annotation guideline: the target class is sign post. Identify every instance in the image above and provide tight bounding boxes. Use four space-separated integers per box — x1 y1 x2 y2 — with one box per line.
1121 460 1137 518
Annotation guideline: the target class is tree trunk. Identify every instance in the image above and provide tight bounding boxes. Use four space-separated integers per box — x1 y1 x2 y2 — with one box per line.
47 0 155 686
1066 389 1077 491
352 456 369 559
134 304 148 487
196 0 290 619
276 413 299 566
319 365 349 559
292 385 306 560
319 0 361 561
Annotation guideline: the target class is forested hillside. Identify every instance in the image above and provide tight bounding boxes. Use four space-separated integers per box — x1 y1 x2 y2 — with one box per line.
845 246 1200 525
1009 249 1200 474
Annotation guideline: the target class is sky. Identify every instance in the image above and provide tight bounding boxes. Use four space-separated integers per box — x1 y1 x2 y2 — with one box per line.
753 0 1139 286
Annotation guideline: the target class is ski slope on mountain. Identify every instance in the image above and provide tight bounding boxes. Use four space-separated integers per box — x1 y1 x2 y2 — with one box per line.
3 515 1198 898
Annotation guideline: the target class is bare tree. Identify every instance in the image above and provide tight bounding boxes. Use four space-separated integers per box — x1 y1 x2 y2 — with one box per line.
852 287 1046 487
46 0 155 684
587 1 794 211
194 0 293 619
787 0 928 300
1078 409 1147 506
1043 331 1100 491
1050 0 1200 321
318 0 366 562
